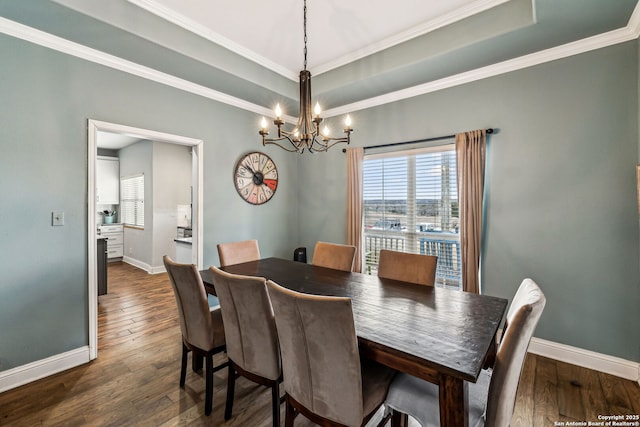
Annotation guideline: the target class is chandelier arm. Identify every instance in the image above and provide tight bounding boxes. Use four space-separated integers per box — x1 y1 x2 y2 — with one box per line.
263 137 305 153
310 137 350 152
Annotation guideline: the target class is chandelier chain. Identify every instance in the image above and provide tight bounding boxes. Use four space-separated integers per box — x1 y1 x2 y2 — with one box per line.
258 0 352 153
303 0 307 70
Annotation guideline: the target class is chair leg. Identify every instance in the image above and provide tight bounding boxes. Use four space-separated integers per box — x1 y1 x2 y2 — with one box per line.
391 410 408 427
285 395 296 427
179 343 188 388
271 382 280 427
204 354 213 416
224 363 236 420
192 353 203 373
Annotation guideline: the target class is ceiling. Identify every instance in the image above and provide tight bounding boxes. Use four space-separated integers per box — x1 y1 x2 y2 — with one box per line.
131 0 510 78
1 0 639 121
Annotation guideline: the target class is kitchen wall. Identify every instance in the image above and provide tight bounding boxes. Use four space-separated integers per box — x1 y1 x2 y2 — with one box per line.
118 140 191 271
119 140 154 269
298 41 640 363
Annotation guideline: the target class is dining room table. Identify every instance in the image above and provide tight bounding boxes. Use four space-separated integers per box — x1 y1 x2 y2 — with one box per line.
200 257 508 427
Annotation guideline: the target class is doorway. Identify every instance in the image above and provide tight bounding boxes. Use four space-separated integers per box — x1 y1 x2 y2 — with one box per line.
87 119 204 360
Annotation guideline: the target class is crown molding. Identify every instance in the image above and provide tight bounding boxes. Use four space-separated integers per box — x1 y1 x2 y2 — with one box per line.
127 0 299 81
312 0 510 76
2 2 640 121
0 16 296 123
324 22 640 118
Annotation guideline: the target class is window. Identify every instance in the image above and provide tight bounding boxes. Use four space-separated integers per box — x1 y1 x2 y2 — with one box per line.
120 174 144 228
363 145 461 288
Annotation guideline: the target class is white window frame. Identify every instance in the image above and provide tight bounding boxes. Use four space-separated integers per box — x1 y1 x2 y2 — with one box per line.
120 174 144 228
363 144 461 288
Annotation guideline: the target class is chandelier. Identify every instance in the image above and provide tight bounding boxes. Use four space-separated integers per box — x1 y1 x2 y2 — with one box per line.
259 0 353 153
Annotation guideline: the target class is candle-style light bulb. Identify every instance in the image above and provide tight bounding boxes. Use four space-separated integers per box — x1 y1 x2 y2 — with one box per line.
322 126 330 136
314 102 321 117
345 114 352 127
260 117 267 130
275 104 282 119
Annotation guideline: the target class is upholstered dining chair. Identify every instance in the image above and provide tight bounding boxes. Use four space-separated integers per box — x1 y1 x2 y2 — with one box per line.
217 239 260 267
312 241 357 272
384 278 546 427
163 256 227 416
208 266 282 427
377 249 437 286
266 280 396 427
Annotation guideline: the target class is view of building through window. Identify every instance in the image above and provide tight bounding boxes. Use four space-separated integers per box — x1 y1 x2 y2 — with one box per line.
363 145 461 288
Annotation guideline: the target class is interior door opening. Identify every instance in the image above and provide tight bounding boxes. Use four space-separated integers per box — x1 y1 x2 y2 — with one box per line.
87 119 204 360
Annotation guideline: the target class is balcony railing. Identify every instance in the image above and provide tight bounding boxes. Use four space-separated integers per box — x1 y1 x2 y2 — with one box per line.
364 229 461 289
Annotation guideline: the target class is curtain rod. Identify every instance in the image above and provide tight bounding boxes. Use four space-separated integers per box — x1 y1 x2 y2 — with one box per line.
342 128 494 153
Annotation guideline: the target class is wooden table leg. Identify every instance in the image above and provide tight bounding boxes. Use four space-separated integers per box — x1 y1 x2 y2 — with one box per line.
438 375 468 427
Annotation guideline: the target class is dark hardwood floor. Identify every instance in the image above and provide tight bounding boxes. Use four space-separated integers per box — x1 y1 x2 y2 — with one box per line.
0 262 638 426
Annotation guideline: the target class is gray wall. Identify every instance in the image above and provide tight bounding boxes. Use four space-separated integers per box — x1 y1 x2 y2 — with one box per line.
0 30 638 373
119 140 154 266
297 41 640 362
152 142 192 267
0 34 298 371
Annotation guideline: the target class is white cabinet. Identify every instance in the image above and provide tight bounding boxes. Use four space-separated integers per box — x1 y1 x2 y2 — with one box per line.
100 224 124 260
96 156 120 205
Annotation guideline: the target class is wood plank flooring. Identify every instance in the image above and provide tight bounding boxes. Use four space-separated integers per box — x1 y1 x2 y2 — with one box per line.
1 262 638 426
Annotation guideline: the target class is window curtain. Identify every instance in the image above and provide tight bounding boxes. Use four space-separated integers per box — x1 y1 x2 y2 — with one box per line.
346 147 364 273
455 130 486 294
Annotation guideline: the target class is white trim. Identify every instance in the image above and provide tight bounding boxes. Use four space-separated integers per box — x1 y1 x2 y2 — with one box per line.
323 25 639 117
88 119 205 362
313 0 511 76
128 0 298 81
0 347 90 393
2 4 640 120
121 257 167 274
527 336 640 382
0 17 296 122
129 0 510 79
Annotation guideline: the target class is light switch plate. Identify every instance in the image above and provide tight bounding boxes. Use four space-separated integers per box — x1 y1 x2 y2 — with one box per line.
52 211 65 226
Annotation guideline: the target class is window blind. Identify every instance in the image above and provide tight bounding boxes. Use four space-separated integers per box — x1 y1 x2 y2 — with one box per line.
363 145 461 288
120 174 144 228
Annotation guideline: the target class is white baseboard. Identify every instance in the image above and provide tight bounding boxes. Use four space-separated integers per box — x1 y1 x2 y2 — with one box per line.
0 346 90 393
122 256 166 274
528 337 640 383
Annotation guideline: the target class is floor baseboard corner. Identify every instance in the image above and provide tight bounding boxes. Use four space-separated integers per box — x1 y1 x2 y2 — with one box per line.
0 347 90 393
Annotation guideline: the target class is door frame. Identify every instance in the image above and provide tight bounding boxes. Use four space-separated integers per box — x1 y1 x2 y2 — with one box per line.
87 119 204 360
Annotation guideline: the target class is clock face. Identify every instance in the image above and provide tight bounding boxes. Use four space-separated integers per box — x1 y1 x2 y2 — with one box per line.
234 151 278 205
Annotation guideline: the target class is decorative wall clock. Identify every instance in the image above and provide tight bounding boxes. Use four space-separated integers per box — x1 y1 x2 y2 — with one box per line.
234 151 278 205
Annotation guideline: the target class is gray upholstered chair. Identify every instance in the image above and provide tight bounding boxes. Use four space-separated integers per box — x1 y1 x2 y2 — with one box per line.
266 280 396 427
377 249 437 286
208 266 282 427
312 241 357 272
217 239 260 267
163 256 227 416
384 278 546 427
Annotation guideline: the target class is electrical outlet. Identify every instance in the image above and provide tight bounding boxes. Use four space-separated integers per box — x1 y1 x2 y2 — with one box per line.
52 211 65 226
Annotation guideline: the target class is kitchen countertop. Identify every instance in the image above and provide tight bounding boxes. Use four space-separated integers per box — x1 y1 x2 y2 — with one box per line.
174 237 192 245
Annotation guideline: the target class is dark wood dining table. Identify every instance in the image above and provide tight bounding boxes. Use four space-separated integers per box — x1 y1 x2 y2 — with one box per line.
200 257 508 427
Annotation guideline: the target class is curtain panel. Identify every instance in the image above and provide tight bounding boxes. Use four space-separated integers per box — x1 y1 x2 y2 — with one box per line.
455 130 486 294
346 147 364 273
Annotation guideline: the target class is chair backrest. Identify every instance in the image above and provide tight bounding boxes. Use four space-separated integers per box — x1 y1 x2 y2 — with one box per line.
208 266 281 381
266 280 364 426
217 239 260 267
163 256 215 351
377 249 437 286
486 278 546 427
312 241 357 272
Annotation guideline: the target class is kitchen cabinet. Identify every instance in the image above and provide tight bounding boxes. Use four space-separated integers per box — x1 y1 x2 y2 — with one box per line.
96 156 120 205
100 224 124 260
